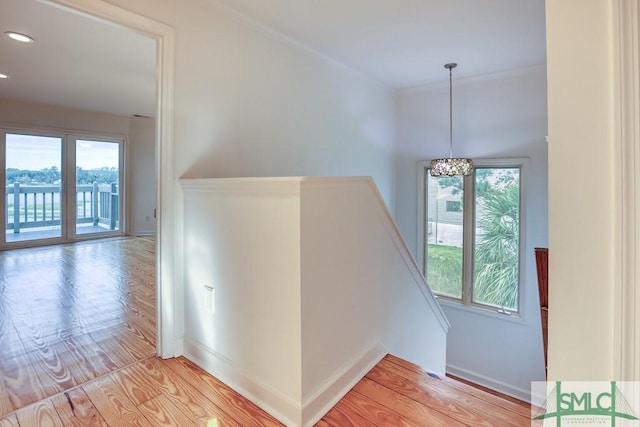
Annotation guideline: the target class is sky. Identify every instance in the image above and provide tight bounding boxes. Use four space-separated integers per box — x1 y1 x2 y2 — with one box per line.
6 134 119 170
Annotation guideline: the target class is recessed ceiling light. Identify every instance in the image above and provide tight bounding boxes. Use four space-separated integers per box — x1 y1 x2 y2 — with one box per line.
0 73 8 79
4 31 34 43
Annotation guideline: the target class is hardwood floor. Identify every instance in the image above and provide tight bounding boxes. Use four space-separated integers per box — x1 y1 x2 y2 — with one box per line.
0 237 532 426
325 354 534 426
0 237 156 418
0 353 533 426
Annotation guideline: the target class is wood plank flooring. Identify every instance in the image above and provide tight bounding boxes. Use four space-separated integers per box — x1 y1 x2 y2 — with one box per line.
0 237 156 417
0 237 533 426
327 354 535 426
0 353 533 426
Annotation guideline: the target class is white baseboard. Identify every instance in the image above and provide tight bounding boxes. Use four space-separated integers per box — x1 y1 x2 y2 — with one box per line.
183 339 387 427
128 231 156 236
446 363 532 403
183 339 301 426
302 343 387 427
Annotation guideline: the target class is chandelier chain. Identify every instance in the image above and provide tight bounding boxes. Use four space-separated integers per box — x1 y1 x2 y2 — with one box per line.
448 64 453 158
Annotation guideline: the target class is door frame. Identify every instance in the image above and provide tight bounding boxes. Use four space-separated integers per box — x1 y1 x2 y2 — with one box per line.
614 0 640 381
44 0 177 358
67 135 126 241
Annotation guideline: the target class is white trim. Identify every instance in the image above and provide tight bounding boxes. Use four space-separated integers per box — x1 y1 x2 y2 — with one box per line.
0 131 4 246
184 338 386 427
63 135 75 241
129 231 156 237
301 343 387 427
614 0 640 381
446 363 531 403
360 177 449 332
42 0 177 358
400 64 547 94
180 177 302 196
211 2 390 90
416 162 427 273
438 298 525 325
184 338 302 427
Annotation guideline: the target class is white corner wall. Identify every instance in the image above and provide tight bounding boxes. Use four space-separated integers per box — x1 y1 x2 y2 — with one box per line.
395 67 548 401
181 178 303 425
181 176 447 427
300 177 447 423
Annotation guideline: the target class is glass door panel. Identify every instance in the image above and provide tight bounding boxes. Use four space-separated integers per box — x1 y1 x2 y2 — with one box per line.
75 140 121 235
5 133 63 243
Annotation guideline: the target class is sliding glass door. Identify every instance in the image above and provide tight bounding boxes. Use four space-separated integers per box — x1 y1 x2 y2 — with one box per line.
3 132 64 244
75 139 122 236
1 129 124 248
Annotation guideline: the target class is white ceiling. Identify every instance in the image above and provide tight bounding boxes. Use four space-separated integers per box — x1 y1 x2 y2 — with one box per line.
0 0 546 118
0 0 157 118
214 0 547 88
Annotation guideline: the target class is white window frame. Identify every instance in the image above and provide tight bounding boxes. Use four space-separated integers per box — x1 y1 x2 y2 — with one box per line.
417 158 528 316
68 134 126 240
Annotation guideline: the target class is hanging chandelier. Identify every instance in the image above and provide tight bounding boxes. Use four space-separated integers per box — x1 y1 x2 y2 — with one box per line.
430 63 473 177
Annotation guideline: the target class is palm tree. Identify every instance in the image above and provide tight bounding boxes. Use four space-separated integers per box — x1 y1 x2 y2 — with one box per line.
473 183 520 309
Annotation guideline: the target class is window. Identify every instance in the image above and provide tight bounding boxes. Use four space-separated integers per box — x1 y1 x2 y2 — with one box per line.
421 160 523 313
446 200 462 212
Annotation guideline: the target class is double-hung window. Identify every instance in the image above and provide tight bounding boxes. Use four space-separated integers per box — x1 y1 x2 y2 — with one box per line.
419 159 524 313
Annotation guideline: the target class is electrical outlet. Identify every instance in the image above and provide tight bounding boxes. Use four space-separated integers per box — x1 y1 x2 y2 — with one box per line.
204 285 215 314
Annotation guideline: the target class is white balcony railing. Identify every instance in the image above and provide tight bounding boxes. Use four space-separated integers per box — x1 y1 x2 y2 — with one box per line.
5 182 119 233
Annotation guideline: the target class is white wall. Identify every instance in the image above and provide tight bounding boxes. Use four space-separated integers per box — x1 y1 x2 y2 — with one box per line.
182 179 302 425
181 176 448 426
395 67 548 400
128 116 156 235
0 96 130 135
106 0 396 206
103 0 396 350
300 177 448 423
546 0 616 380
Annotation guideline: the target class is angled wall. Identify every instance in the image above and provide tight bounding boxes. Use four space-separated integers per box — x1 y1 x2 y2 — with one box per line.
181 176 448 426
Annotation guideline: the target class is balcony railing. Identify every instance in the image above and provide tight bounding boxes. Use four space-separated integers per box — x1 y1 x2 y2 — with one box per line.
5 182 119 233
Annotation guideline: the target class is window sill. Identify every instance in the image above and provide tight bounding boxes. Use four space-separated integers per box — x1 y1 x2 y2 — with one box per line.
436 297 525 325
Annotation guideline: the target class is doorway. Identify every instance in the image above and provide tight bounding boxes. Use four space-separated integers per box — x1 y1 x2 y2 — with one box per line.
33 0 176 358
0 0 175 358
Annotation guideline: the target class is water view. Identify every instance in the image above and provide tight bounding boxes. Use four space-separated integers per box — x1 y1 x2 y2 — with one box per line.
4 133 121 242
